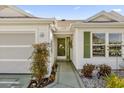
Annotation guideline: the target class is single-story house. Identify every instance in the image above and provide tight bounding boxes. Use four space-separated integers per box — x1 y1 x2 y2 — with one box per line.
0 6 124 75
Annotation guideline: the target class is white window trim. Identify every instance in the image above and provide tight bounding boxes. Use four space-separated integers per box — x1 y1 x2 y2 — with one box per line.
91 32 106 57
91 32 123 58
108 32 122 57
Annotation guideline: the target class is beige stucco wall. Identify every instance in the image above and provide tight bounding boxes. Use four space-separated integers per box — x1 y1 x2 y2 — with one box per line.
74 27 124 69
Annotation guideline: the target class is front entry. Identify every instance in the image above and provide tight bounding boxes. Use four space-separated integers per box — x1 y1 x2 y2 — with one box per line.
57 38 66 59
57 37 71 61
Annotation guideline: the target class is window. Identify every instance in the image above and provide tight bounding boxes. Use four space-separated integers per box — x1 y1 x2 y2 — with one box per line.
109 33 122 57
92 33 105 57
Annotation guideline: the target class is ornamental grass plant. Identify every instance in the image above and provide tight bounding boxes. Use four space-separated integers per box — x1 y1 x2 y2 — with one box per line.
105 73 124 88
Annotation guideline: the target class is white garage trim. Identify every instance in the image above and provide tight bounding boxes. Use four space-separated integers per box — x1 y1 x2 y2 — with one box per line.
0 59 31 61
0 45 32 47
0 30 37 41
0 31 35 33
0 31 35 73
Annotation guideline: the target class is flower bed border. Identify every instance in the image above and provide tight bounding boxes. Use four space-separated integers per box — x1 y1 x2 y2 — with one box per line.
27 63 58 88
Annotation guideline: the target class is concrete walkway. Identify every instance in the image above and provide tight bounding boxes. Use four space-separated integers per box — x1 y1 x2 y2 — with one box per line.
47 61 84 88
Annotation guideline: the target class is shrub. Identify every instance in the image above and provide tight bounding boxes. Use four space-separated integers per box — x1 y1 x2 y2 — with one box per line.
81 64 95 77
99 64 111 77
105 74 124 88
30 43 49 82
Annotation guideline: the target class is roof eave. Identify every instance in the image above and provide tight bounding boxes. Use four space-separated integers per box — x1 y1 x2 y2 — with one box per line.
71 22 124 28
0 18 55 24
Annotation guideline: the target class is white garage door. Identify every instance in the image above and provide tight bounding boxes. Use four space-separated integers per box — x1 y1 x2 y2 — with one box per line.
0 32 35 73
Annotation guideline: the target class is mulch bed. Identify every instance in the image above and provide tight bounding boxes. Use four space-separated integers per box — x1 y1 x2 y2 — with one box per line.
27 63 58 88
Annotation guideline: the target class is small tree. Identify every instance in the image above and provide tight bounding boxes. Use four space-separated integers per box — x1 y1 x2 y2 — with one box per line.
30 43 49 82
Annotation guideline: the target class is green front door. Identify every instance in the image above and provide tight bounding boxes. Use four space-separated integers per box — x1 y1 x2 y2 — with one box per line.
57 38 65 56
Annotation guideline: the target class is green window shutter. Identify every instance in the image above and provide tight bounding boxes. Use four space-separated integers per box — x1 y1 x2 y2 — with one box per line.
84 32 91 58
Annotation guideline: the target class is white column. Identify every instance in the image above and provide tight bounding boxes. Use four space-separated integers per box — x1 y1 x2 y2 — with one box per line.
74 29 79 69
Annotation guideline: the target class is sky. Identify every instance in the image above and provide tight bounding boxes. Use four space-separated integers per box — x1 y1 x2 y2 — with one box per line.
17 5 124 20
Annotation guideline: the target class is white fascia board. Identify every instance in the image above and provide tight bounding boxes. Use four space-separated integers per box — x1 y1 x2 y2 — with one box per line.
53 31 73 35
0 18 55 24
86 11 120 22
71 22 124 28
8 6 34 17
86 11 106 22
109 11 124 21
